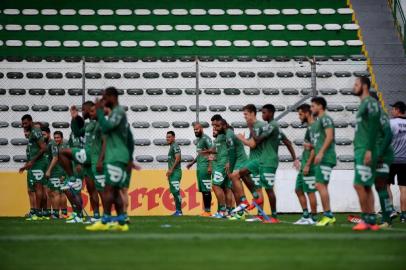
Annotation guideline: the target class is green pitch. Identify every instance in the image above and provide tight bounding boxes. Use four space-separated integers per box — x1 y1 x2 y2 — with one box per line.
0 215 405 270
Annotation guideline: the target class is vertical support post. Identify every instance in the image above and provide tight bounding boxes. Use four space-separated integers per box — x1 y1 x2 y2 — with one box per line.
195 57 200 123
310 56 317 97
82 56 86 105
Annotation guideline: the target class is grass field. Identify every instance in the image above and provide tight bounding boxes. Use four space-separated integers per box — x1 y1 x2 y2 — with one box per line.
0 214 405 270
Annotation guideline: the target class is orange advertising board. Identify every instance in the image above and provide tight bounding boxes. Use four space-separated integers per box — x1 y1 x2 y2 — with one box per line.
0 170 261 216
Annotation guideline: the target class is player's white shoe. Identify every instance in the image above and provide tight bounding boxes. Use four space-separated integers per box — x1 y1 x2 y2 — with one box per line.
294 217 316 225
66 213 83 224
231 203 249 214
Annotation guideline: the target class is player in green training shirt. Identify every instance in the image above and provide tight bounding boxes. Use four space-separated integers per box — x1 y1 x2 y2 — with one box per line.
19 114 47 221
214 118 256 220
294 104 317 225
186 123 213 216
352 77 381 231
40 127 52 220
166 131 183 216
310 97 337 226
233 105 267 218
374 96 395 227
86 87 131 231
45 131 68 219
201 115 234 218
57 102 100 223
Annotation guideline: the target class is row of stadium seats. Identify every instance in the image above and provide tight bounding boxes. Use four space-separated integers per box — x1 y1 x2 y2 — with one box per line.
0 71 370 79
0 137 355 147
0 119 361 129
0 104 362 113
1 8 354 16
0 55 367 62
0 88 362 96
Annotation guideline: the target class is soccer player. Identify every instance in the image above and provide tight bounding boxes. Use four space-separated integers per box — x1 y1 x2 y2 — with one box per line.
389 101 406 222
246 104 282 222
352 77 381 231
166 131 183 216
58 102 99 223
19 114 47 221
22 129 36 218
234 105 268 217
294 104 317 225
204 115 233 218
186 123 213 216
45 131 68 219
40 127 52 220
310 97 337 226
87 87 131 231
374 95 395 227
217 119 255 220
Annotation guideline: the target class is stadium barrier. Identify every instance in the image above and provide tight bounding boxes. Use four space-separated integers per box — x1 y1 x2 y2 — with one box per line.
0 170 401 216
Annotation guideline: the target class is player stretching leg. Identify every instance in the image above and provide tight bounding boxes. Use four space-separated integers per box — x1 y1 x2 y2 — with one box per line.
310 97 337 226
187 123 213 217
234 104 266 219
352 78 381 231
19 115 48 221
166 131 183 216
294 104 317 225
248 104 284 222
58 102 98 223
45 131 68 219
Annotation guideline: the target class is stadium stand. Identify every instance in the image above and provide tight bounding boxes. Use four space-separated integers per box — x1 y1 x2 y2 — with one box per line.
0 0 372 169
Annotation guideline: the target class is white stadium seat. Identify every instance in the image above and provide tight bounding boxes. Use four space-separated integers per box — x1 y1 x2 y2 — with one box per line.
60 9 76 15
212 25 229 31
139 40 156 47
252 40 269 47
177 40 194 46
158 40 175 47
78 9 95 15
6 40 23 46
63 40 80 47
171 9 188 15
287 24 304 31
231 25 248 31
328 40 345 46
290 40 307 47
300 9 317 15
44 40 61 47
62 25 79 31
305 24 323 30
81 25 98 31
41 9 57 15
233 40 250 47
319 8 336 15
119 25 136 31
309 40 326 46
190 9 206 15
153 9 170 15
346 40 363 46
97 9 114 15
100 25 117 31
134 9 151 15
82 41 99 47
4 9 20 15
215 40 232 47
338 8 353 14
101 41 118 47
282 9 299 15
263 9 280 15
43 25 60 31
196 40 213 47
268 24 285 30
324 24 342 30
194 25 210 31
22 9 39 15
115 9 132 15
25 40 42 47
245 9 262 15
24 25 41 31
208 9 225 15
227 9 243 15
271 40 288 47
175 25 192 31
120 40 137 47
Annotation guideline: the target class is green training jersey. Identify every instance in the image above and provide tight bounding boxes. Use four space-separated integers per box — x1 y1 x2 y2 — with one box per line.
261 119 280 168
49 140 68 176
354 96 380 151
249 120 266 160
300 126 314 171
225 128 247 166
84 120 97 155
27 127 46 163
196 134 212 168
214 134 228 167
97 105 130 164
168 142 181 171
310 113 337 166
90 121 103 165
376 108 395 163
